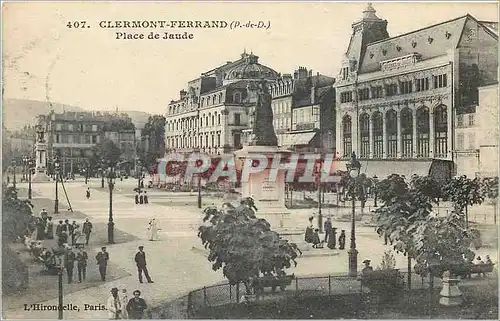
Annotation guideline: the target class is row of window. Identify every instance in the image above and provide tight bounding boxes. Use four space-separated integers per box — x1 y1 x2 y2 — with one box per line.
456 114 475 127
342 106 448 158
55 123 98 132
166 113 242 131
293 107 320 124
166 133 241 149
340 74 448 103
270 83 292 97
273 101 291 114
54 134 99 144
274 116 291 130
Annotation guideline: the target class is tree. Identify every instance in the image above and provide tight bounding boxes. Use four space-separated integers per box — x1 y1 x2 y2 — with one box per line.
2 185 34 242
198 197 300 294
375 174 482 282
91 139 122 168
482 177 499 224
140 115 166 170
442 175 485 227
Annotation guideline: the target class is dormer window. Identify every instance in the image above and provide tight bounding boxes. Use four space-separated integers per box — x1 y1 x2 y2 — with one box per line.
233 92 242 103
341 67 349 80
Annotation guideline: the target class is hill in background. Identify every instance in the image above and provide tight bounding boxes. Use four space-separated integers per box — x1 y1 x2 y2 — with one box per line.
2 98 152 132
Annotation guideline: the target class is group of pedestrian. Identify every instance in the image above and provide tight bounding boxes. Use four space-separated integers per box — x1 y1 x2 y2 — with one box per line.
55 218 93 247
62 246 89 283
134 190 149 205
304 216 346 250
107 287 148 319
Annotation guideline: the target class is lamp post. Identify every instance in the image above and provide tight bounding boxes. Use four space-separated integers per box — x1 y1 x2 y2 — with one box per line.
12 160 17 189
101 159 106 188
196 160 202 209
347 151 361 277
28 158 34 199
136 160 142 190
54 157 60 214
107 167 116 244
55 250 64 320
316 160 323 233
22 156 28 182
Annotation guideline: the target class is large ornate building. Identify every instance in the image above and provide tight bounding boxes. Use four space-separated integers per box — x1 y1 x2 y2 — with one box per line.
165 51 278 155
334 4 498 179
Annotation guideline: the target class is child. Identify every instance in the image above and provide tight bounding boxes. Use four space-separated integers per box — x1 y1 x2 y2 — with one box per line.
312 228 322 248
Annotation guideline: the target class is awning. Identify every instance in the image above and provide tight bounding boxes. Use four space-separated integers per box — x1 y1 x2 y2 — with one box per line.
359 160 432 180
281 132 317 147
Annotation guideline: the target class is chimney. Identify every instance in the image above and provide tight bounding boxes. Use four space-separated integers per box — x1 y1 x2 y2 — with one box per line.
309 70 313 77
180 90 187 99
296 67 308 79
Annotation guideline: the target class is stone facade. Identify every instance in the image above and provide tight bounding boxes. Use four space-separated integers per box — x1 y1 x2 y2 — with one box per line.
39 111 135 175
334 3 498 179
165 51 278 155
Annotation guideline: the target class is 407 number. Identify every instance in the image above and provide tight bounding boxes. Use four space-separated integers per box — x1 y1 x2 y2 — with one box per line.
66 21 89 28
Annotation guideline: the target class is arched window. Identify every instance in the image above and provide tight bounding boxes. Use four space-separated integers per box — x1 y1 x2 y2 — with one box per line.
218 114 221 125
342 115 352 157
359 113 370 158
434 105 448 157
211 115 215 126
416 107 430 157
372 111 383 158
386 110 398 158
401 108 413 158
201 98 204 107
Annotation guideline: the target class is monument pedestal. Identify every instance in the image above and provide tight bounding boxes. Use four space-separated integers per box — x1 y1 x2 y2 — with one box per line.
234 146 309 251
439 276 464 306
32 170 51 183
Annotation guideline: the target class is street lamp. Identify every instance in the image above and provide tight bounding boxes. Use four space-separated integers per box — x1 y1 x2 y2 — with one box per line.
54 249 65 320
347 151 361 277
22 156 28 182
11 160 17 189
101 159 105 188
195 160 202 209
315 159 323 233
136 160 142 190
54 157 60 214
27 158 34 199
107 167 116 244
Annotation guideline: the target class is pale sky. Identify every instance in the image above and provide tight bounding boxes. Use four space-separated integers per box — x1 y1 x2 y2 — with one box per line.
2 1 498 114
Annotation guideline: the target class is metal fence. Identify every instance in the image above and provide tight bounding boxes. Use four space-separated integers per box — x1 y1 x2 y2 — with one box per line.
185 272 446 316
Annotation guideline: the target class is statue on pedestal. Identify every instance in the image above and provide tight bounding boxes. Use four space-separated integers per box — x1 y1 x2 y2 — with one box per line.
249 80 278 147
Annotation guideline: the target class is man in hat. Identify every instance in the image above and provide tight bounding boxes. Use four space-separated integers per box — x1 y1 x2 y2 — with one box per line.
134 246 153 283
70 220 79 245
323 217 333 243
65 246 76 284
56 220 64 238
82 218 93 245
96 246 110 281
107 287 122 320
328 227 337 249
126 290 148 319
361 259 373 276
76 248 88 283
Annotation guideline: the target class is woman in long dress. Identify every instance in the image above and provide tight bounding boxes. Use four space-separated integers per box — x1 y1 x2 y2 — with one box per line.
148 219 159 241
120 289 129 319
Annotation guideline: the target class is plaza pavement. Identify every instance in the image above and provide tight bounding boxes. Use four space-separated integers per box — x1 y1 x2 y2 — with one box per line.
3 177 497 319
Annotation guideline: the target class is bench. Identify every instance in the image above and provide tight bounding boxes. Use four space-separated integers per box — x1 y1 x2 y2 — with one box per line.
467 263 495 277
252 274 294 294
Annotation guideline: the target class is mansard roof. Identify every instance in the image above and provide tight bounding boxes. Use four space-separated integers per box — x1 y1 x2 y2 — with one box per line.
200 80 248 96
293 84 334 108
359 14 498 74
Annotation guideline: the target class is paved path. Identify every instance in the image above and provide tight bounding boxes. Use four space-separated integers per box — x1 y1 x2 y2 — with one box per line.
3 178 498 319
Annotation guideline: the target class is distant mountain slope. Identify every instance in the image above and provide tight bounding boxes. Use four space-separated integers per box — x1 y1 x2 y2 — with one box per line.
2 98 84 131
2 99 152 131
